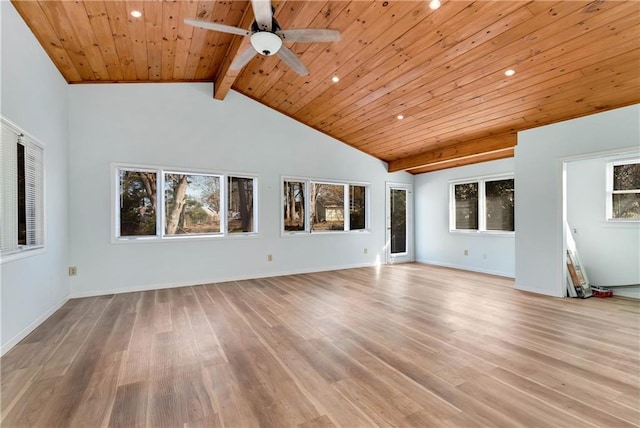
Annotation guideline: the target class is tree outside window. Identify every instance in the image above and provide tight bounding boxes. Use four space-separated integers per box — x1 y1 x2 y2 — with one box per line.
454 183 478 230
228 176 255 233
485 179 514 231
282 178 369 234
119 170 157 237
349 185 366 230
451 177 514 233
164 173 221 235
611 162 640 219
283 180 305 231
116 166 256 240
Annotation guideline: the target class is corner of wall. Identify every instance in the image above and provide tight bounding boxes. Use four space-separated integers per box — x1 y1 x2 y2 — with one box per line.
1 0 71 355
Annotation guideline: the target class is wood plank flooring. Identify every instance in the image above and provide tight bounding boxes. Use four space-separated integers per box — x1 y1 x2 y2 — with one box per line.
2 263 639 427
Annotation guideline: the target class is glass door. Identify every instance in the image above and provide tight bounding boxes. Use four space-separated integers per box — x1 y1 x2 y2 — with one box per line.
386 182 413 264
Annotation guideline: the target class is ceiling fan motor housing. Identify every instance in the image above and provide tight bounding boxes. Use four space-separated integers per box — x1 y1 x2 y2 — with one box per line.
250 31 283 56
250 17 283 56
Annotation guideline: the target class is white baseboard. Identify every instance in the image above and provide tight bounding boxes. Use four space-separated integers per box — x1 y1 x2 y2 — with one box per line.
1 294 70 357
70 262 378 298
611 287 640 299
416 259 515 278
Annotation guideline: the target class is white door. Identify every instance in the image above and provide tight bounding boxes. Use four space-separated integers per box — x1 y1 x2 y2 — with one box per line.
386 182 413 264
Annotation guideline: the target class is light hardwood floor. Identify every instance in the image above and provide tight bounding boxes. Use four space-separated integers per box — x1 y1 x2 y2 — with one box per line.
1 263 639 427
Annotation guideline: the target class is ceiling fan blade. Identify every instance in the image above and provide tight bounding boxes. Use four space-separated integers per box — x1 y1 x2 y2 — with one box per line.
251 0 273 31
230 46 258 71
276 29 341 43
276 45 309 76
184 18 251 36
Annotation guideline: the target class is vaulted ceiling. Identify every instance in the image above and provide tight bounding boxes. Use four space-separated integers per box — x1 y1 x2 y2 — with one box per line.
12 0 640 173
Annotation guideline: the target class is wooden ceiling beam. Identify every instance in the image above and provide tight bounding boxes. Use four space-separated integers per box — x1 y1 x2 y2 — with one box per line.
387 133 517 173
213 1 254 101
408 148 515 175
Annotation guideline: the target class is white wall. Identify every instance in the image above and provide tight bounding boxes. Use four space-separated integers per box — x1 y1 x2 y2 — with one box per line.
567 155 640 298
414 158 515 277
516 104 640 297
1 2 70 354
68 83 412 296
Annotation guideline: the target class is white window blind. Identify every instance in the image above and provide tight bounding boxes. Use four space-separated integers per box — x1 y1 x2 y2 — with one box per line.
1 119 44 257
24 137 44 246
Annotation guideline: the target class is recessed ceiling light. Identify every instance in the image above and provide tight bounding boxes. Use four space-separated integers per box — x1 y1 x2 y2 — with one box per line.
397 114 404 120
505 69 515 76
429 0 441 10
331 76 340 83
130 10 142 18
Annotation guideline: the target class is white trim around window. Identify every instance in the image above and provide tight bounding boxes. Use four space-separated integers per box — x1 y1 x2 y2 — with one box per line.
112 163 258 243
449 173 515 234
1 117 46 263
606 158 640 221
281 176 370 236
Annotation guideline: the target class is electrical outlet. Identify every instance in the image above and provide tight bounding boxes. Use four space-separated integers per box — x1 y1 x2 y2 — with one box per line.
69 266 77 276
364 248 368 254
464 249 468 256
267 254 273 262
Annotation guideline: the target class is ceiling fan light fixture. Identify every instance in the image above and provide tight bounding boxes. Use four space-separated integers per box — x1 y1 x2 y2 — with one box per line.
250 31 282 56
429 0 441 10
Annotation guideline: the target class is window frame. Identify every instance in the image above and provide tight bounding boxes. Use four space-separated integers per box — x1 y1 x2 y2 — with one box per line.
112 163 258 243
116 166 161 240
606 158 640 222
310 181 347 232
348 183 368 231
449 173 515 235
451 181 479 231
227 174 259 235
163 170 225 238
281 176 370 236
1 117 46 263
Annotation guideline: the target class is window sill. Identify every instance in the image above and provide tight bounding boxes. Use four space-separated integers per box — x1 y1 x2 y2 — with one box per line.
112 233 259 244
602 219 640 229
1 246 46 264
282 229 372 237
449 230 515 237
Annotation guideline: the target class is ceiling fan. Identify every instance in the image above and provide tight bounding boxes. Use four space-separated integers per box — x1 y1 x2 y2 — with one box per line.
184 0 341 76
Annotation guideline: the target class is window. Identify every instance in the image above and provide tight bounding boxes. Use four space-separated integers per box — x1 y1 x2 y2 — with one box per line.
349 185 367 230
607 159 640 220
311 183 345 231
282 178 369 234
115 165 257 240
1 119 44 257
485 179 515 231
450 176 514 232
283 180 306 231
165 172 222 236
454 182 478 230
119 169 158 237
228 176 256 233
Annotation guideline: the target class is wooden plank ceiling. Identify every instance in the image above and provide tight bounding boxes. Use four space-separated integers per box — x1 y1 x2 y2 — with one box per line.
12 0 640 173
